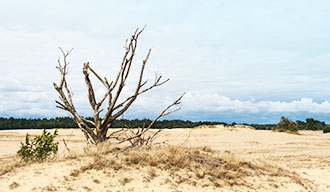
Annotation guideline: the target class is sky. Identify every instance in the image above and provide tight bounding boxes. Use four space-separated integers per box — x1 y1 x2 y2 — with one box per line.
1 0 330 123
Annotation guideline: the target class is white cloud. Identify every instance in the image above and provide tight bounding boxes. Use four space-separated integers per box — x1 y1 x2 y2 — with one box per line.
0 76 29 92
2 0 330 122
264 98 330 113
2 76 330 120
181 92 330 114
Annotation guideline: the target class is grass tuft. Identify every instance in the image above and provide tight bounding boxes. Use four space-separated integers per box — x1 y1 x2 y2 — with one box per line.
65 145 315 190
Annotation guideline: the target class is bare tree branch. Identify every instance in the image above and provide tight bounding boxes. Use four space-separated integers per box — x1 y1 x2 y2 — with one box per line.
118 93 185 144
54 28 184 145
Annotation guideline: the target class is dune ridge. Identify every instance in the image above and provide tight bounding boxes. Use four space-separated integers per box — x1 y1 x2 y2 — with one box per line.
0 125 329 191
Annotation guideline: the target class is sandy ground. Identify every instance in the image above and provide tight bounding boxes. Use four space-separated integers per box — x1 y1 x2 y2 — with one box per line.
0 125 330 191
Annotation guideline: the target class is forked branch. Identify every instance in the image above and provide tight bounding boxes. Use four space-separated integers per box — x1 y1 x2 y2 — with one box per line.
53 27 184 145
117 93 185 146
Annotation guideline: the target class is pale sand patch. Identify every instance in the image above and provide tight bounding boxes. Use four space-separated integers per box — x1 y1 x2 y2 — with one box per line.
0 125 329 191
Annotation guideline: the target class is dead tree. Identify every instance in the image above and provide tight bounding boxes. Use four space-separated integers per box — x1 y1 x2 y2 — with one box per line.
53 27 184 145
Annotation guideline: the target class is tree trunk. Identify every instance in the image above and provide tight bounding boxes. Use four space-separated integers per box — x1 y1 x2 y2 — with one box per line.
53 27 183 145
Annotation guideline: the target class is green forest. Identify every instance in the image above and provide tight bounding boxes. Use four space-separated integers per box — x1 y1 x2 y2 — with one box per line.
0 117 221 130
0 117 329 133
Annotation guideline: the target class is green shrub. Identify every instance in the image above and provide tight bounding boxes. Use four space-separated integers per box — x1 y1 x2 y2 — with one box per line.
323 126 330 133
274 116 298 133
17 129 59 161
296 118 326 130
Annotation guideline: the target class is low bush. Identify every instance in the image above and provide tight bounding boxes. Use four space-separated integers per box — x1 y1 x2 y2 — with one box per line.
17 129 59 161
323 126 330 133
274 116 298 133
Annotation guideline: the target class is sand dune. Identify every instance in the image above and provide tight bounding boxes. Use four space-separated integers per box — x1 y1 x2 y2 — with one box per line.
0 125 329 191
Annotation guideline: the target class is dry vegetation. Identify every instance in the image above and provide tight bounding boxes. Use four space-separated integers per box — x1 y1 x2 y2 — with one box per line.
0 143 317 191
0 159 25 177
76 145 318 190
1 126 329 191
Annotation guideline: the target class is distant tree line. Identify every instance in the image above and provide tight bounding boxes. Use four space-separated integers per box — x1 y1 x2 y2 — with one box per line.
296 118 326 130
249 117 330 133
1 117 329 133
0 117 223 130
248 124 275 130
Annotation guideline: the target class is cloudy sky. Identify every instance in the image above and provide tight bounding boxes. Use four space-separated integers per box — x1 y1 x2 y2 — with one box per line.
1 0 330 123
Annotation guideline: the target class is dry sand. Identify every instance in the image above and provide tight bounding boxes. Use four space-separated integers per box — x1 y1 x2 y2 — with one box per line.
0 125 329 191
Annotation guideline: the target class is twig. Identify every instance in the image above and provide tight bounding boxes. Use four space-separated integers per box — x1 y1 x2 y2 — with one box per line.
63 139 71 152
180 129 193 146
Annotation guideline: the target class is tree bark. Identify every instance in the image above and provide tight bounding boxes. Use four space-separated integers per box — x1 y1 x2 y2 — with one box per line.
54 27 183 145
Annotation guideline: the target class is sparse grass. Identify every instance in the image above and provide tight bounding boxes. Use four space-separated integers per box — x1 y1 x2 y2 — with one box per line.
119 177 133 186
82 186 92 192
287 130 301 135
9 181 20 189
201 146 213 153
42 185 57 191
64 152 79 160
0 141 316 191
148 168 157 178
66 186 73 191
273 129 301 135
0 158 26 176
93 179 100 184
194 124 217 129
66 145 315 190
